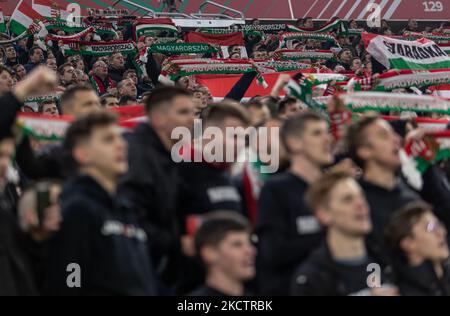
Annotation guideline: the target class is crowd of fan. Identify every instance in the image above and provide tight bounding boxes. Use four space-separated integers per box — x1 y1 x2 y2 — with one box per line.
1 17 450 296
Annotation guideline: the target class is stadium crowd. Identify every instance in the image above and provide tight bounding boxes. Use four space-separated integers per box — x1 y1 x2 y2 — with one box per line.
1 11 450 296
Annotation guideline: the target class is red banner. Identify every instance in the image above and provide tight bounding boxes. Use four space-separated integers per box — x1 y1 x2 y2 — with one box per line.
184 31 244 46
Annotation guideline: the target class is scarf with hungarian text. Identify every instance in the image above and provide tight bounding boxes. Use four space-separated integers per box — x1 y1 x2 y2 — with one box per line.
273 49 335 61
340 92 450 115
403 31 450 44
43 19 117 37
45 26 95 41
160 59 268 88
374 69 450 91
363 33 450 71
149 43 218 55
286 19 348 35
60 39 137 56
278 32 338 49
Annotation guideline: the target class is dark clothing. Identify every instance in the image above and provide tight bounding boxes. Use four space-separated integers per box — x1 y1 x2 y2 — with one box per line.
0 185 38 296
0 92 22 141
24 61 42 73
189 285 230 296
256 172 324 295
291 241 393 296
44 174 157 296
178 158 242 228
16 138 72 180
359 178 420 243
118 123 181 287
395 260 450 296
419 165 450 229
224 72 256 102
109 66 126 83
5 58 19 68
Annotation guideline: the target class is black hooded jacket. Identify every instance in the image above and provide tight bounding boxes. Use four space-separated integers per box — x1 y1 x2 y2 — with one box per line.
44 174 157 296
118 123 181 287
394 260 450 296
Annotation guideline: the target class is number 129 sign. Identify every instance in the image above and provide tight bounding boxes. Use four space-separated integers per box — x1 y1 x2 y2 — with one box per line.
423 1 444 12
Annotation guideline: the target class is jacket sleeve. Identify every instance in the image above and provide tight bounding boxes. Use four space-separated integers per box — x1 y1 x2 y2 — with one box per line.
43 199 94 296
256 183 322 269
224 72 256 102
419 165 450 227
0 92 23 140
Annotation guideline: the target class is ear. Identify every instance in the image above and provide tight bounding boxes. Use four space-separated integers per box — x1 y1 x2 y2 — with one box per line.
315 207 331 227
286 136 303 154
200 246 219 266
72 145 89 166
399 237 415 254
356 145 372 162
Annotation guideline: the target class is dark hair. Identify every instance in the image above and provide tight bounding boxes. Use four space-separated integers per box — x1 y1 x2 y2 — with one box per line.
194 211 250 261
280 111 325 154
58 62 73 75
123 69 137 79
277 97 298 114
144 86 191 113
385 200 433 261
119 95 136 106
0 65 14 76
38 99 56 113
60 84 95 112
202 101 250 126
100 93 117 107
64 111 118 154
305 170 354 211
29 46 42 57
344 115 379 169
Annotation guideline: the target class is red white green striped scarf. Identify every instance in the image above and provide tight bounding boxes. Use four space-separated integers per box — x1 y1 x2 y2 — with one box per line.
46 26 95 41
60 39 137 56
273 49 335 61
149 43 218 55
286 19 348 35
374 69 450 91
278 32 338 49
90 75 116 95
341 92 450 114
160 59 268 88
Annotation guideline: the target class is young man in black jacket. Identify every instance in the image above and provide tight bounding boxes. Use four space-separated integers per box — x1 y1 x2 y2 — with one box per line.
190 211 256 296
386 201 450 296
291 171 398 296
118 86 195 291
44 111 157 295
256 112 332 295
345 115 420 246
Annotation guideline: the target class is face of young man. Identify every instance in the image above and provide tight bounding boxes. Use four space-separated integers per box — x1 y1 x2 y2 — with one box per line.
31 49 43 63
62 66 77 84
153 95 195 140
0 70 14 94
76 124 128 178
46 58 58 72
119 79 137 98
42 102 59 116
208 231 256 282
403 212 449 264
290 120 333 166
15 65 26 79
5 46 16 59
219 117 247 163
281 101 302 119
65 90 101 117
359 119 401 171
320 178 372 236
104 96 119 108
110 53 125 69
0 138 14 183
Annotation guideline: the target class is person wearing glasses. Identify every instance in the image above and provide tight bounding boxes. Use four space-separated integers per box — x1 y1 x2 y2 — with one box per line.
385 201 450 296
